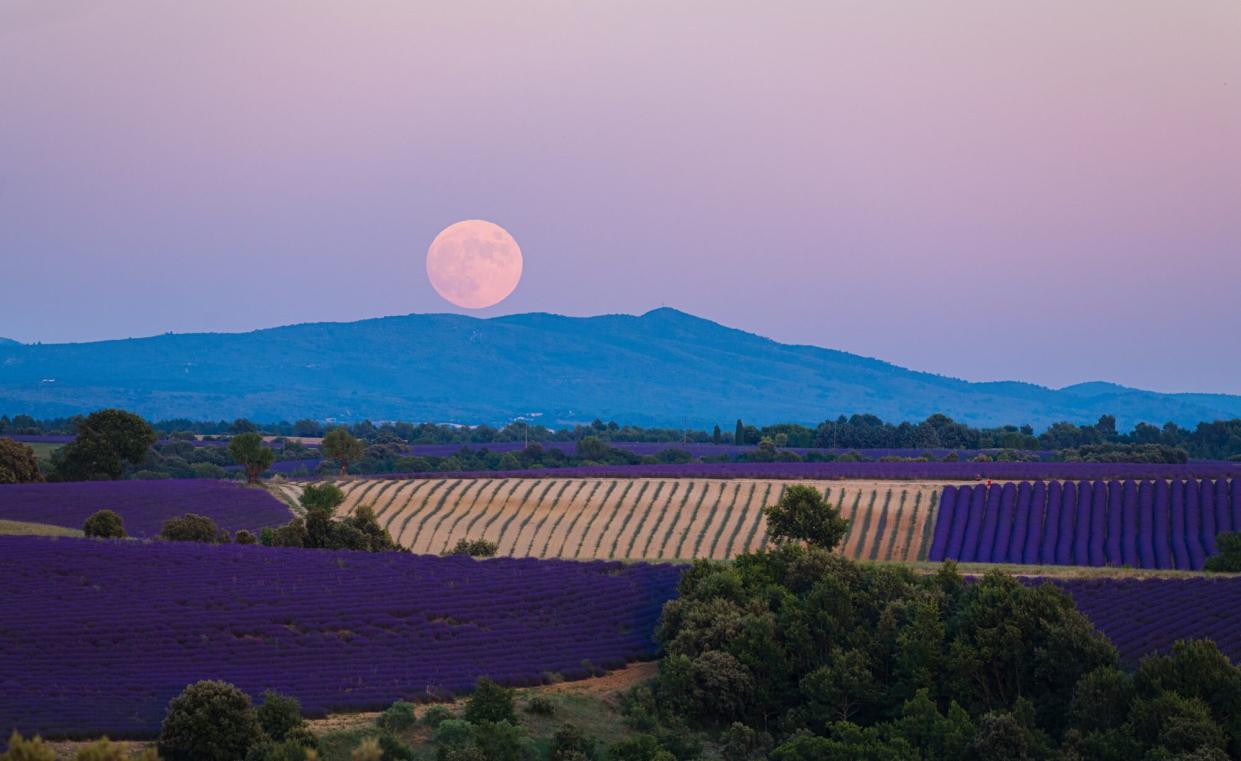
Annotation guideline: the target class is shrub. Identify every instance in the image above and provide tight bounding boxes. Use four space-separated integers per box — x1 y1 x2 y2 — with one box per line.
73 739 159 761
1205 532 1241 572
244 738 315 761
549 723 596 761
377 733 415 760
447 539 498 558
464 677 516 724
0 438 43 484
235 529 258 545
0 731 55 761
524 696 555 716
256 690 304 741
422 705 453 728
158 680 263 761
350 737 383 761
377 700 417 732
432 718 475 747
160 513 224 543
271 518 308 547
83 509 126 539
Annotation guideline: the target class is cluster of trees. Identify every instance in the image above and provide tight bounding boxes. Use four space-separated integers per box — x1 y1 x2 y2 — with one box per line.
259 484 401 553
621 487 1241 760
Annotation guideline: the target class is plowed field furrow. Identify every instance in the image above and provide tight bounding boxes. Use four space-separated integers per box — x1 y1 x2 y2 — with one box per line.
308 478 946 562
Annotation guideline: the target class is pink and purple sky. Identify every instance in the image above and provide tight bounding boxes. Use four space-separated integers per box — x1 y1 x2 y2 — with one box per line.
2 1 1239 393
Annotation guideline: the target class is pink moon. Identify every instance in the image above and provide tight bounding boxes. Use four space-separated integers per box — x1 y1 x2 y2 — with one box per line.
425 220 523 309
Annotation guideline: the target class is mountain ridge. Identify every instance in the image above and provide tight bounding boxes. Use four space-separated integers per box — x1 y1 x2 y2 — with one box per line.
1 308 1239 428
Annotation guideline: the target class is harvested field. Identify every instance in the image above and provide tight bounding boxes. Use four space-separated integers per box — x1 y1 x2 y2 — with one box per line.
294 478 946 562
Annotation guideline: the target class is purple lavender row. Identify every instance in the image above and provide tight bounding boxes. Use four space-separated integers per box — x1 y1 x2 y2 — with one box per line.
928 478 1239 570
0 536 681 739
0 480 292 537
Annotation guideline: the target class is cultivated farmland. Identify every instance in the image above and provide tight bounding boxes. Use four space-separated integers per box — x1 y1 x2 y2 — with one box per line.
297 477 944 562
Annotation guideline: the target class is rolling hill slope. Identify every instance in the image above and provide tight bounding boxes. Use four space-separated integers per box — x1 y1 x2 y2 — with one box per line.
2 308 1240 427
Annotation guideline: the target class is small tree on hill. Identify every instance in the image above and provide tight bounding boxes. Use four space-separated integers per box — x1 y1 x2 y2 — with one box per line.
0 438 43 484
464 677 516 724
735 419 744 446
83 509 126 539
1205 532 1241 572
255 690 305 742
763 484 848 551
158 680 262 761
228 433 274 484
322 427 364 476
299 483 345 513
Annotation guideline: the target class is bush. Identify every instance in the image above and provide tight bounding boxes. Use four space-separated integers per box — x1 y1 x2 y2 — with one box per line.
256 690 304 741
432 718 475 747
1205 532 1241 572
0 438 44 484
422 705 453 728
158 680 263 761
447 539 498 558
73 739 159 761
549 724 597 761
83 509 126 539
160 513 224 543
350 737 383 761
464 677 516 724
524 695 555 716
377 700 418 732
378 733 415 760
235 529 258 545
0 731 55 761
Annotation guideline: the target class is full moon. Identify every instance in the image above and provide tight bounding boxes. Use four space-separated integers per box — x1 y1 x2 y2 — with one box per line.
426 220 523 309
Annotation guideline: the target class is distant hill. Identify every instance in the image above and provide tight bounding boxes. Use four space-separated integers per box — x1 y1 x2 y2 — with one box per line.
1 308 1239 428
0 337 19 346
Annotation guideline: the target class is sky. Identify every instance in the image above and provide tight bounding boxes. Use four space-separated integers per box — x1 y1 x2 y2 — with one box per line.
2 1 1239 394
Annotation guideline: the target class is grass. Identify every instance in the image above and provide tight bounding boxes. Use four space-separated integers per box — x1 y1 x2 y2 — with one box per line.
0 518 83 537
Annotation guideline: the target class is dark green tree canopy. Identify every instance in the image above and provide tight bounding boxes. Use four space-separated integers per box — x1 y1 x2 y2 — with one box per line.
228 433 274 483
763 484 848 550
158 680 262 761
299 483 345 513
54 409 156 481
83 509 126 539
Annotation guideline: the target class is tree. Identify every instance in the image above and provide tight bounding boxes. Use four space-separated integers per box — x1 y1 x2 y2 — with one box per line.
229 433 274 483
83 509 126 539
255 690 304 742
161 513 225 543
299 483 345 513
464 677 516 724
735 419 744 445
763 484 848 550
322 427 364 476
575 436 610 461
158 680 263 761
1205 532 1241 572
0 438 43 484
712 425 722 445
55 409 156 481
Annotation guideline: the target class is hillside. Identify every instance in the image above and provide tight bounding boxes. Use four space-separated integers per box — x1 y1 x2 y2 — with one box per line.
2 308 1240 427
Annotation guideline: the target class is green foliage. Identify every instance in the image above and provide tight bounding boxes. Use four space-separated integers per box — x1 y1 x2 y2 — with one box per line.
229 433 275 483
762 484 847 550
72 738 159 761
322 427 365 475
271 518 308 547
524 695 554 716
54 409 156 481
377 701 417 733
1205 532 1241 572
160 513 225 543
83 509 126 539
720 722 772 761
256 690 304 741
548 723 596 761
464 677 516 725
377 733 415 760
0 438 43 484
0 732 55 761
236 529 258 545
471 721 533 761
447 539 498 558
158 680 263 761
300 483 346 513
432 718 475 747
421 705 453 728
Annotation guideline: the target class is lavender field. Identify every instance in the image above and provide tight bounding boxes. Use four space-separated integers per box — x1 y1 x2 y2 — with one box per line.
347 460 1241 483
0 536 680 739
931 479 1240 570
0 480 292 537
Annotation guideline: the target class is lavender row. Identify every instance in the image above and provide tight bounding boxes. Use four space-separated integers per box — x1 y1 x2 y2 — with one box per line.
0 480 292 537
327 460 1241 483
930 479 1240 570
1046 576 1241 664
0 536 681 739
